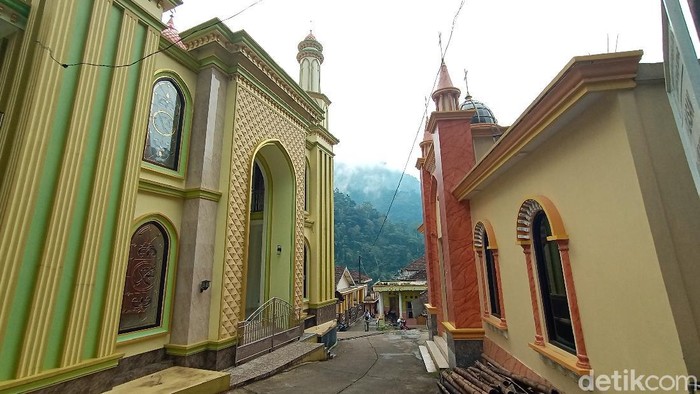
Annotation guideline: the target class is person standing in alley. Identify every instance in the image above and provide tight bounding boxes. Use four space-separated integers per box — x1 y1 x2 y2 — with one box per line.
364 310 371 332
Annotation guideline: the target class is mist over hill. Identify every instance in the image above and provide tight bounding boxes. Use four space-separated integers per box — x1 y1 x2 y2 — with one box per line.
333 162 425 281
334 162 423 226
333 190 424 282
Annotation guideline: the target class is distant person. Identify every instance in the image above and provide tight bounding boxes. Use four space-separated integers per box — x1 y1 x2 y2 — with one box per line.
364 310 371 332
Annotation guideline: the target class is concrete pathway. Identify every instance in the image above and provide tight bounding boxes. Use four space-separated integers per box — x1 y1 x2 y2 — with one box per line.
228 326 438 394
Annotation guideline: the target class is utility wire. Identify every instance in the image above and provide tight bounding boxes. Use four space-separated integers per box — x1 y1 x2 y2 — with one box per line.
371 0 467 247
36 0 264 69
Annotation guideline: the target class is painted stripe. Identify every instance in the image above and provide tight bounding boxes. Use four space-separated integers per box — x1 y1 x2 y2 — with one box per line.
54 4 121 369
328 154 335 300
82 14 145 360
17 0 98 377
0 1 86 380
0 2 66 379
96 25 159 358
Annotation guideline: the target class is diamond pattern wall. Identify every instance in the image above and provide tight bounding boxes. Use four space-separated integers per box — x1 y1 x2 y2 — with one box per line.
220 77 307 339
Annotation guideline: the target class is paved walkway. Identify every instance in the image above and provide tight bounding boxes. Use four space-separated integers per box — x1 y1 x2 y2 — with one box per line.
228 325 438 394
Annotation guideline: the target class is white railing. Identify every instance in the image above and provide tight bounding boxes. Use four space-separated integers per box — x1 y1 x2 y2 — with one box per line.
235 298 302 364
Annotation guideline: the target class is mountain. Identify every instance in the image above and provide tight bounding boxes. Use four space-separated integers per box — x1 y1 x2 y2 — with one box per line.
333 189 425 283
334 163 423 226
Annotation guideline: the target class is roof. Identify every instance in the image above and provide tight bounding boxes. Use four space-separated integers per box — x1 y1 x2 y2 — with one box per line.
161 15 187 50
403 256 426 271
348 269 372 283
335 266 346 285
373 281 428 292
396 256 427 281
452 51 643 200
436 62 456 91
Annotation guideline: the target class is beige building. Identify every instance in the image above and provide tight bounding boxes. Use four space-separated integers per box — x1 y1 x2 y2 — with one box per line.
417 51 700 392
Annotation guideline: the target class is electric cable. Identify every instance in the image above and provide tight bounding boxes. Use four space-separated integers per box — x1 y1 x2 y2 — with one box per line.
371 0 467 247
35 0 264 69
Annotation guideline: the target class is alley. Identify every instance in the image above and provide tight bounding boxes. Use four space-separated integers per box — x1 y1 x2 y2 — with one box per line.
229 325 438 394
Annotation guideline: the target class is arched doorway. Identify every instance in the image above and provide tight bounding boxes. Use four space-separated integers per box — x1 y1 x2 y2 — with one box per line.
245 142 296 318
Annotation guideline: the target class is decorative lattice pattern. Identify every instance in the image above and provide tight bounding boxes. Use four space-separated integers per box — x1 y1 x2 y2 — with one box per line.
220 77 307 339
473 222 486 250
516 199 543 242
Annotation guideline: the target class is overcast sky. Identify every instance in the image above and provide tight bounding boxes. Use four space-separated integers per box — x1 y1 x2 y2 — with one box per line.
170 0 665 176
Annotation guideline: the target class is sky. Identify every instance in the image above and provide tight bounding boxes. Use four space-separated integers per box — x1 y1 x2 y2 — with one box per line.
170 0 666 176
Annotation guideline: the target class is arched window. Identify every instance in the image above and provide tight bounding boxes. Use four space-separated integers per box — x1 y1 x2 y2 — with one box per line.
474 221 506 329
517 196 590 374
143 78 184 170
303 242 309 299
304 162 310 212
251 162 265 213
483 232 501 318
119 221 170 334
532 211 574 353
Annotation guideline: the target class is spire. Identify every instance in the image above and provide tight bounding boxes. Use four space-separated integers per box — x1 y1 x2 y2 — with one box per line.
463 69 471 98
431 62 461 112
436 62 456 91
162 13 187 50
297 31 324 93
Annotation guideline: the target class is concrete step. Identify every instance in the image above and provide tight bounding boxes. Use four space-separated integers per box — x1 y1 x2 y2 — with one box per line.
110 359 175 387
106 366 229 394
426 340 449 370
433 335 449 360
418 345 437 373
224 341 326 389
299 332 318 343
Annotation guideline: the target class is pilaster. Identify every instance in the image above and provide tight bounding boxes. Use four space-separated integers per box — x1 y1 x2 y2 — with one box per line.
170 66 228 347
432 114 481 330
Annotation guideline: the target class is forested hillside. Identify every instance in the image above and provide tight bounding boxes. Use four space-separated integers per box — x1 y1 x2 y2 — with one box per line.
334 190 424 282
334 163 423 226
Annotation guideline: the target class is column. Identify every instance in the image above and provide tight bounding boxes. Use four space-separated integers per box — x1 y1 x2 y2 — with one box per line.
169 67 228 363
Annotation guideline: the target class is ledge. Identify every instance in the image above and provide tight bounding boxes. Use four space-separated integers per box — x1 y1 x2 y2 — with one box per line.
441 321 485 340
0 353 123 393
425 304 439 314
482 315 508 331
528 342 590 376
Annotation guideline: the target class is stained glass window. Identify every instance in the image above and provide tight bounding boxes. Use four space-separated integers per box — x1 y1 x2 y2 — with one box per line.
119 222 169 334
143 79 184 170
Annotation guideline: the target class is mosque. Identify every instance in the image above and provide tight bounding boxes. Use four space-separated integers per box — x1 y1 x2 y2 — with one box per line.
417 52 700 392
0 0 338 392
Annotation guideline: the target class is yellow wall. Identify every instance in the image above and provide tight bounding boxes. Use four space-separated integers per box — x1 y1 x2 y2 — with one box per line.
470 92 687 391
118 49 194 357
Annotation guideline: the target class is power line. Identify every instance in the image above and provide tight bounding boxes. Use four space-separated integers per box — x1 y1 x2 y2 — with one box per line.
36 0 264 69
371 0 467 247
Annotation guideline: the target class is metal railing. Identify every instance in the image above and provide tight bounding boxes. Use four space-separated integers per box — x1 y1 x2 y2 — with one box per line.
235 297 302 364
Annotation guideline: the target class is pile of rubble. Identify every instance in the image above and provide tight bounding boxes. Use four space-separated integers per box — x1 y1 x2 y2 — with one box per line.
438 356 559 394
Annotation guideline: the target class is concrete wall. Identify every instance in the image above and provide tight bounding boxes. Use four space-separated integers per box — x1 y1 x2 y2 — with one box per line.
470 89 688 392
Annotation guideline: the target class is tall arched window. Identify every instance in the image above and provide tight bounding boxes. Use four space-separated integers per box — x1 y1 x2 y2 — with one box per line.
143 78 184 170
119 221 170 334
303 242 309 299
483 232 501 318
304 162 310 212
517 196 590 374
474 221 506 328
532 211 574 353
251 162 265 213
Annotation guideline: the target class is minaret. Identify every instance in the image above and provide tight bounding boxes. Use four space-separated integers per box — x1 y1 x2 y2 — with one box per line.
297 31 330 129
431 62 461 112
297 31 324 93
298 31 338 327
